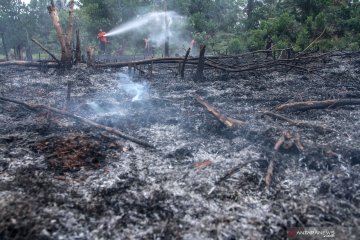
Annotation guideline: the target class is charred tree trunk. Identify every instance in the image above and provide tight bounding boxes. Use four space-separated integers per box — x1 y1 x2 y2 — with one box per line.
47 0 75 67
1 32 9 61
194 45 206 81
164 1 170 57
86 47 95 67
25 31 33 61
14 47 23 60
181 48 191 79
75 29 81 64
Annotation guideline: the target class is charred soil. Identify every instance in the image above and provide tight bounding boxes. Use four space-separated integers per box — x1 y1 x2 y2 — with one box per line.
0 52 360 239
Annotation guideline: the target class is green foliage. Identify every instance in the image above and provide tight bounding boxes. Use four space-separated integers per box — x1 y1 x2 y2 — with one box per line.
228 38 242 54
245 28 267 51
295 27 310 50
244 12 298 51
193 31 208 45
189 12 215 33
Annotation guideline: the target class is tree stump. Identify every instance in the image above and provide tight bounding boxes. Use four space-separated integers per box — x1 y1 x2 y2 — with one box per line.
194 45 206 81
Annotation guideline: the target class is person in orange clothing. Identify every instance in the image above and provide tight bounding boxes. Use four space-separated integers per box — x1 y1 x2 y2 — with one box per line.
144 37 150 58
97 29 107 54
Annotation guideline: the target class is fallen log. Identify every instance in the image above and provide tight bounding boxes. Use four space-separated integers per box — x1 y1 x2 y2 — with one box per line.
195 95 245 128
94 57 187 68
275 99 360 112
0 61 59 68
0 96 154 148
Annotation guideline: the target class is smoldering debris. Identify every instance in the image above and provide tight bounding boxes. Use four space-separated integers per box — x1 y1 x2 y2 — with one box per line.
0 52 360 239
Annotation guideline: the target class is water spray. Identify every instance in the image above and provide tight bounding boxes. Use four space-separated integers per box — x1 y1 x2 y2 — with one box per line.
103 11 188 51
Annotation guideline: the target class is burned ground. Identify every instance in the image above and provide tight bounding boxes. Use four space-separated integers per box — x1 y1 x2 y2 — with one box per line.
0 52 359 239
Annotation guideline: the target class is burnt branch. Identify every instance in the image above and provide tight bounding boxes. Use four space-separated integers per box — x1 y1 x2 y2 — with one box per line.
0 96 154 148
31 38 60 64
263 111 330 132
275 99 360 112
196 95 245 128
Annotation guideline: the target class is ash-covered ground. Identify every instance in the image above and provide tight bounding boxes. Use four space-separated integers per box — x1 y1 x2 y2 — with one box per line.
0 52 359 240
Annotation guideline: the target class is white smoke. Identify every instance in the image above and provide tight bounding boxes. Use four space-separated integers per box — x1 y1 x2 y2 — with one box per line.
116 73 149 102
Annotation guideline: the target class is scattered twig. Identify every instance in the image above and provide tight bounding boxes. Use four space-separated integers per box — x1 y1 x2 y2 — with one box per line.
274 130 304 152
208 159 263 195
215 159 262 186
193 160 213 169
265 159 274 189
274 134 286 151
294 133 304 151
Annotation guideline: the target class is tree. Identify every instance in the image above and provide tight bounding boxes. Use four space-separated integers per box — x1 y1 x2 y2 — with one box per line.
0 0 28 59
47 0 75 66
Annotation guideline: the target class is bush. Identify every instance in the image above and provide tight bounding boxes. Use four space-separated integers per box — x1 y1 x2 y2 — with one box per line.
228 38 242 54
296 28 310 50
245 28 267 51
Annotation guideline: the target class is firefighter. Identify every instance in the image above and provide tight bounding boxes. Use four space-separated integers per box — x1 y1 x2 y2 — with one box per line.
144 37 150 58
190 38 196 55
190 38 195 49
97 29 107 54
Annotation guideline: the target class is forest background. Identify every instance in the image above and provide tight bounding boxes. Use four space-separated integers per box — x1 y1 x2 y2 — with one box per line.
1 0 359 60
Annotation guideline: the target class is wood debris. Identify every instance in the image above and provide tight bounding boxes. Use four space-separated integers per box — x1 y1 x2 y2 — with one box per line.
275 99 360 112
193 160 213 169
274 130 304 152
0 96 154 148
196 95 245 128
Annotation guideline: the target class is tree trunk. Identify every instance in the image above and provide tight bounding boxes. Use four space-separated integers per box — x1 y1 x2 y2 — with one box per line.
86 47 95 67
47 0 75 67
194 45 206 81
15 45 23 60
164 1 170 57
246 0 255 29
1 33 9 61
181 48 191 79
75 29 81 64
25 31 33 61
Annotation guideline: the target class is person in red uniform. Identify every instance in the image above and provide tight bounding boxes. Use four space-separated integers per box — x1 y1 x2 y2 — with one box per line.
144 37 150 58
190 38 195 49
97 29 107 54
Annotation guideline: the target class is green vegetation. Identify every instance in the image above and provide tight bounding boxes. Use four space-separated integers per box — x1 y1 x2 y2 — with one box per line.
0 0 359 60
